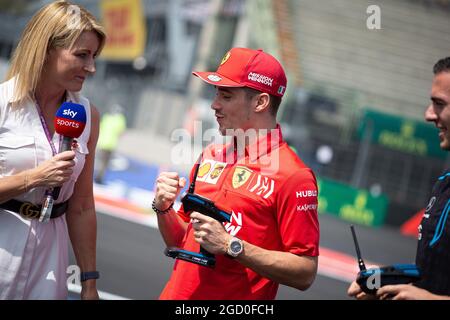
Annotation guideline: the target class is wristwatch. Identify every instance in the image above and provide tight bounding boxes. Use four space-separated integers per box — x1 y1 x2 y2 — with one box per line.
227 237 244 258
80 271 100 282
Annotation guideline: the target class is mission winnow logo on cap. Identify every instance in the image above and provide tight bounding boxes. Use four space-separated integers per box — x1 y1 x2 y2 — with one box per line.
193 47 288 97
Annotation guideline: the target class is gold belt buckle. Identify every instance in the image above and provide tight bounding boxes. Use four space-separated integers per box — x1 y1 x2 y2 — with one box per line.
19 202 40 219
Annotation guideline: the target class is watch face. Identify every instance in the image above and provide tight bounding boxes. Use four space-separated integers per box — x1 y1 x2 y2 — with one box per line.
231 240 242 253
231 241 241 252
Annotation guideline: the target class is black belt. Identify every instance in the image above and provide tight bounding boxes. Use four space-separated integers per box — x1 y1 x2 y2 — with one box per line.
0 199 68 220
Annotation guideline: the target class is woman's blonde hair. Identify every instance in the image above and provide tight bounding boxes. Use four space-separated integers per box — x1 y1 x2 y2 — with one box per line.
6 0 106 104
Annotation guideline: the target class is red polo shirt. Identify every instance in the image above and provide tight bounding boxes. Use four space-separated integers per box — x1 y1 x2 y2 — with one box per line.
160 125 319 300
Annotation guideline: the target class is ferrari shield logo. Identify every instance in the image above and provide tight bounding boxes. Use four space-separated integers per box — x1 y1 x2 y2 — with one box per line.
232 166 253 189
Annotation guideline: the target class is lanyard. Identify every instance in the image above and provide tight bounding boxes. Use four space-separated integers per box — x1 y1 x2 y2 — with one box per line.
33 94 68 223
34 99 61 223
188 153 203 194
35 100 61 155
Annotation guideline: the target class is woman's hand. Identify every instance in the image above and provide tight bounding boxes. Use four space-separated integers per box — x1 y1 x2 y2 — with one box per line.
27 151 76 188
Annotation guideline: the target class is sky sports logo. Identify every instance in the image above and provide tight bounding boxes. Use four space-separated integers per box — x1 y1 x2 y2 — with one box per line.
55 102 86 138
56 118 81 129
62 109 78 118
55 103 86 122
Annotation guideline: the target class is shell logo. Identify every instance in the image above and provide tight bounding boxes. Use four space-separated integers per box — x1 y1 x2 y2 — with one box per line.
197 162 212 179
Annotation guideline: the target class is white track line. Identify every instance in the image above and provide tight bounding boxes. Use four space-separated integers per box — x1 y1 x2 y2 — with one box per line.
68 283 130 300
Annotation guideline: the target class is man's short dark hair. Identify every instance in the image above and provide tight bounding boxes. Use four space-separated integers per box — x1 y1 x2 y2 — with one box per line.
244 87 282 116
433 57 450 74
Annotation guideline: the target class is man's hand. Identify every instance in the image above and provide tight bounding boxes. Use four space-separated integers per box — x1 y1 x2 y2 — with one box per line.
377 284 440 300
154 172 186 211
347 280 377 300
190 211 231 255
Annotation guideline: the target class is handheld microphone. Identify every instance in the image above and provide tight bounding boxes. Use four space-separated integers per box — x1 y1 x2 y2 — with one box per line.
52 102 87 200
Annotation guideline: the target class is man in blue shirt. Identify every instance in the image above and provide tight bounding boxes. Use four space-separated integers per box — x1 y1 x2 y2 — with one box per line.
349 57 450 300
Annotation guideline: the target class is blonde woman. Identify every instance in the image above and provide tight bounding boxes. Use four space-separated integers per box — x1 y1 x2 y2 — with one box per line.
0 1 106 299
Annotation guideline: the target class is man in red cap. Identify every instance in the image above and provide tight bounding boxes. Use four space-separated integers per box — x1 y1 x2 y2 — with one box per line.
153 48 319 299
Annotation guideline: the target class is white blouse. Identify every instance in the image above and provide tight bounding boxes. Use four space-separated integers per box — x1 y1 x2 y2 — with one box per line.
0 77 92 299
0 77 91 204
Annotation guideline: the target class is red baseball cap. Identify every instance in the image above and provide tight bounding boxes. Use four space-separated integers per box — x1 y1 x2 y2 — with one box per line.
193 47 287 97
